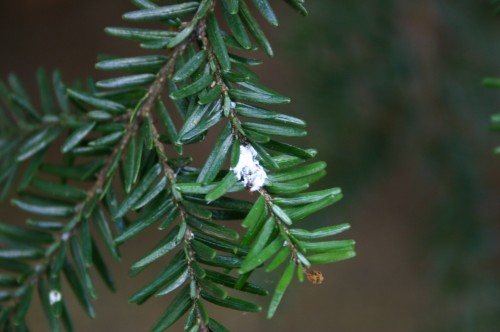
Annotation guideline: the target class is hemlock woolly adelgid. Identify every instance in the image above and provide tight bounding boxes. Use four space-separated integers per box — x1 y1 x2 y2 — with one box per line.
232 144 267 191
49 290 62 305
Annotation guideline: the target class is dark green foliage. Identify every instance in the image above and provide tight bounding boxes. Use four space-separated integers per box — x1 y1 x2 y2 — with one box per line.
0 0 355 331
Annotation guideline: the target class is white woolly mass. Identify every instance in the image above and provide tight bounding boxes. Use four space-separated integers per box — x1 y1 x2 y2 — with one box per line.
232 144 267 192
49 290 62 305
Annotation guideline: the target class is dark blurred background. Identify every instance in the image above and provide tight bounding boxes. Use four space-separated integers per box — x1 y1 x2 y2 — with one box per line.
1 0 500 331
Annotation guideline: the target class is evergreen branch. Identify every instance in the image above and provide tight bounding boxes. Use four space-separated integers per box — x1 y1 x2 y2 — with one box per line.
0 0 356 330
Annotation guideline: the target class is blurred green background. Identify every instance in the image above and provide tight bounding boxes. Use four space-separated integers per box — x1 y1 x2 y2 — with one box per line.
1 0 500 331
